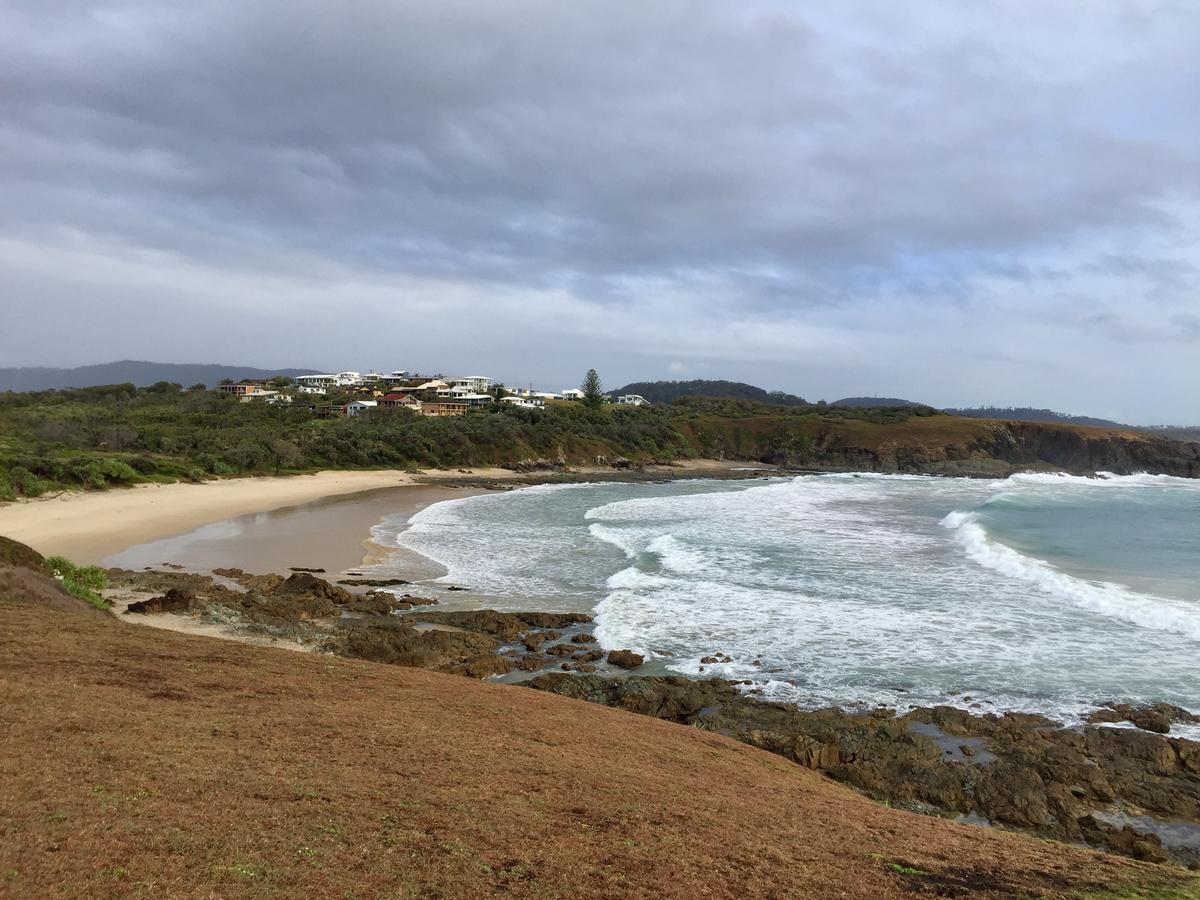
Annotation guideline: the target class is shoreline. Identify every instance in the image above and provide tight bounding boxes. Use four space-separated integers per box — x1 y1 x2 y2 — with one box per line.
0 459 763 564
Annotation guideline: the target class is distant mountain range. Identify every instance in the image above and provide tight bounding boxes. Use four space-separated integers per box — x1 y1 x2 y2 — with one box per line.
614 382 1200 442
0 360 320 391
613 379 809 406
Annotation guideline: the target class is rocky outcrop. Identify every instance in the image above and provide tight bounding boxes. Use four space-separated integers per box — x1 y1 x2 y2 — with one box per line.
1088 702 1198 735
125 588 196 615
407 609 592 641
328 619 510 677
528 675 1200 866
606 649 644 669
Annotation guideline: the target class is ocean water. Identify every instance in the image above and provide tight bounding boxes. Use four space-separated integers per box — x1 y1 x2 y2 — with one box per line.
373 473 1200 727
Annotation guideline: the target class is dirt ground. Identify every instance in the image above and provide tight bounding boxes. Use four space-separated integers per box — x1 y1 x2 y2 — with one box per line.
1 574 1194 899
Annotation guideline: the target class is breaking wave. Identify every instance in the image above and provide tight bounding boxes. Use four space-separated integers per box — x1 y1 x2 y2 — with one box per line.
941 510 1200 642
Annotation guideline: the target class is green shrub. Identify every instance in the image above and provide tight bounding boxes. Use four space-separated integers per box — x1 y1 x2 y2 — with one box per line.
45 555 110 610
0 473 15 502
9 466 50 497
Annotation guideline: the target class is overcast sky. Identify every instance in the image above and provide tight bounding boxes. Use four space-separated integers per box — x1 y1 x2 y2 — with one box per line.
2 1 1198 423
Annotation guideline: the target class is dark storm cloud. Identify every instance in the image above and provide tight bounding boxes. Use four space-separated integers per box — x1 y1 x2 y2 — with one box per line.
1 1 1198 422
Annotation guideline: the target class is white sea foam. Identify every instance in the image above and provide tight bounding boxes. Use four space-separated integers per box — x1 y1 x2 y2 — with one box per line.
362 472 1198 722
942 510 1200 642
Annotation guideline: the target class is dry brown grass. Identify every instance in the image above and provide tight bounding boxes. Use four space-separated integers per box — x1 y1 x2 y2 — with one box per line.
0 580 1190 899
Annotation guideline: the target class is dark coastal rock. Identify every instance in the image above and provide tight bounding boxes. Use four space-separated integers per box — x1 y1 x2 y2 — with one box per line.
337 577 410 587
523 632 549 652
125 588 196 615
289 567 326 573
1078 815 1170 864
330 619 500 675
1086 702 1198 734
1130 709 1173 734
503 457 568 473
571 633 596 644
526 673 1200 865
448 654 515 679
545 643 577 657
607 650 644 669
238 589 339 623
212 567 286 593
275 572 356 604
408 610 592 642
344 592 415 616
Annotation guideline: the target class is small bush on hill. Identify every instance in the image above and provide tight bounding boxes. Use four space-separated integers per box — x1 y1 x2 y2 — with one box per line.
45 556 110 610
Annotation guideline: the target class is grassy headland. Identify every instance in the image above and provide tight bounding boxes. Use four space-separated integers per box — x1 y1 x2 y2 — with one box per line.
1 549 1195 898
1 384 1197 500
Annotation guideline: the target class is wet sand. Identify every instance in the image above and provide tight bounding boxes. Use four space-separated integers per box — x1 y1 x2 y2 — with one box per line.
104 484 487 578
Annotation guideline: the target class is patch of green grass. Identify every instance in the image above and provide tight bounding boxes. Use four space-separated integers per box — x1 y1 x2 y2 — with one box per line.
1079 879 1200 900
45 555 110 610
888 862 929 877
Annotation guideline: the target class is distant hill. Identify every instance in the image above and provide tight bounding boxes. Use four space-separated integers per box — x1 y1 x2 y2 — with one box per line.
0 360 320 391
944 406 1126 429
613 380 809 406
945 407 1200 443
832 396 927 409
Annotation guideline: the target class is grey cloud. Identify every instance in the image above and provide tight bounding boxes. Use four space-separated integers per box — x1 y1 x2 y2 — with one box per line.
0 1 1198 422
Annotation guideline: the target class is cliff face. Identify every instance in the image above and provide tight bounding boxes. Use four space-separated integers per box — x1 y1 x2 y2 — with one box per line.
970 421 1200 478
676 415 1200 478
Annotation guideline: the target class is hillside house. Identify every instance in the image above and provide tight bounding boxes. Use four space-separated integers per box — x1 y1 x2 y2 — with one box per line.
380 393 422 412
346 400 378 418
451 376 492 393
420 401 468 417
216 380 269 398
501 396 545 410
617 394 649 407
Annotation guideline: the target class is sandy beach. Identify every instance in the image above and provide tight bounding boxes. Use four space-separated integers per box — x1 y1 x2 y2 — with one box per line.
0 459 753 566
103 483 486 578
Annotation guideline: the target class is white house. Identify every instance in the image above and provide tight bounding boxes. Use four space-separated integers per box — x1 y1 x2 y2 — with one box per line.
616 394 650 407
501 396 545 410
532 391 563 402
241 389 291 405
456 393 494 408
294 374 335 394
346 400 378 417
451 376 492 393
561 389 585 401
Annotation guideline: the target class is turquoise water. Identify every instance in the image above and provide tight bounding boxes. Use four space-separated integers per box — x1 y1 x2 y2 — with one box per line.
374 473 1200 728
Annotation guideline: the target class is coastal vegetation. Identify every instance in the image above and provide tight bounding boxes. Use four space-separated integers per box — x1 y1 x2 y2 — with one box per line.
44 555 109 610
0 381 1197 498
